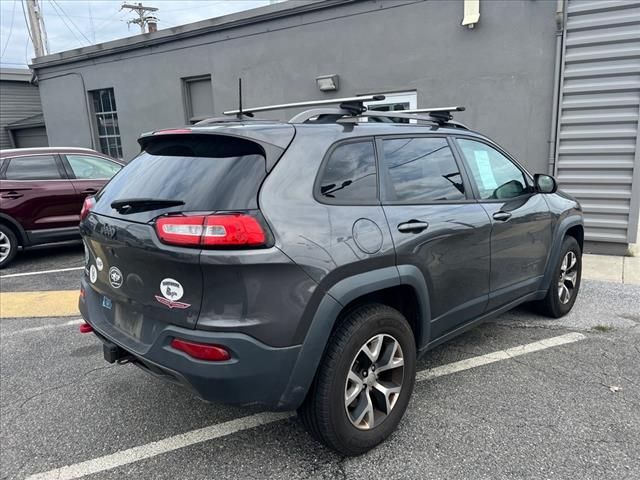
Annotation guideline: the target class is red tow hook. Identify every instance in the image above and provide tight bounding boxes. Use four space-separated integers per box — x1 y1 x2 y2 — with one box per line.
79 322 94 333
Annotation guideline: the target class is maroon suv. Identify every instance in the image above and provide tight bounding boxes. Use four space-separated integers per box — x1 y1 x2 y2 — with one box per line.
0 147 123 268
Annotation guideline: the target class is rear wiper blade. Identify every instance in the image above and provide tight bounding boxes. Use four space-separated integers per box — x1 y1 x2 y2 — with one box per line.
110 198 185 214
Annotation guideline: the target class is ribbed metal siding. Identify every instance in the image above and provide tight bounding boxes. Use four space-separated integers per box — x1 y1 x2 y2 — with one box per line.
556 0 640 244
0 80 44 150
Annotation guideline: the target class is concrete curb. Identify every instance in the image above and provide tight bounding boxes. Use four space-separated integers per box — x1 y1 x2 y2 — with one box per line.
582 254 640 285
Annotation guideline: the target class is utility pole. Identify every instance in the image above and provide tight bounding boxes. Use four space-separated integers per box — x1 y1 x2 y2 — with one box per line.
24 0 48 57
121 2 159 34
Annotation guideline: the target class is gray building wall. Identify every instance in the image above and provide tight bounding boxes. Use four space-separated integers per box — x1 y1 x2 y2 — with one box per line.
33 0 557 176
0 70 45 149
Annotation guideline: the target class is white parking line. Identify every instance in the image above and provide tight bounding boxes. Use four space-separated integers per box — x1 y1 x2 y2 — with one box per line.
26 332 586 480
0 266 84 279
1 319 83 337
416 332 586 382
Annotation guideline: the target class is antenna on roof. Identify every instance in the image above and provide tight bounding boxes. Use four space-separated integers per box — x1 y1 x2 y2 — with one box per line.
237 78 243 119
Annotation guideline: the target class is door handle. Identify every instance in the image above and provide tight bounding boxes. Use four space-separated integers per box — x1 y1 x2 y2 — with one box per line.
493 211 512 221
82 188 98 195
397 220 429 233
0 191 24 199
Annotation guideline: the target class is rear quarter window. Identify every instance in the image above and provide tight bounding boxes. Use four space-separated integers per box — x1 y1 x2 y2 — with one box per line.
4 155 63 180
95 135 267 219
316 140 378 205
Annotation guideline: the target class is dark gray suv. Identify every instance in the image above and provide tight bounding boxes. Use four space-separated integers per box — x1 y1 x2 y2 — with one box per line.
78 99 583 455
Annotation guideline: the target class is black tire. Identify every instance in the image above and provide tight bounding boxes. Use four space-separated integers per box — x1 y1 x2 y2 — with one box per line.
0 224 18 269
537 235 582 318
298 303 416 456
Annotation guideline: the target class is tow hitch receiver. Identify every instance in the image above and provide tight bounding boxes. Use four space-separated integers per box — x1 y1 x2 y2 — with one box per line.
103 341 133 364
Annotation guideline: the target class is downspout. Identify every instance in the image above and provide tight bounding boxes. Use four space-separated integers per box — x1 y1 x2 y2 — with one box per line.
548 0 565 175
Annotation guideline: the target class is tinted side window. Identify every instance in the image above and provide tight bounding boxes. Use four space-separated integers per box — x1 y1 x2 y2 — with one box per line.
318 141 377 203
66 155 121 179
5 155 62 180
381 137 465 203
457 139 527 200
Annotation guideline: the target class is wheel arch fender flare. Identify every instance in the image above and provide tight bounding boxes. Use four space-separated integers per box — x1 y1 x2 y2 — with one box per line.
0 213 27 246
277 265 431 410
541 215 584 292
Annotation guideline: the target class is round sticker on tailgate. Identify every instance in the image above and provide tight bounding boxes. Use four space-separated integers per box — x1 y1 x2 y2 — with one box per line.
89 264 97 284
160 278 183 301
109 267 123 289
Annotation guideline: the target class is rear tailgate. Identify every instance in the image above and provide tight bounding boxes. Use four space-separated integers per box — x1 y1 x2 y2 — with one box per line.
83 214 202 342
80 129 293 349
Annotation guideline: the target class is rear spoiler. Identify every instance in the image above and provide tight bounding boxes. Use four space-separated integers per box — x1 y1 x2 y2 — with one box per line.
137 124 296 171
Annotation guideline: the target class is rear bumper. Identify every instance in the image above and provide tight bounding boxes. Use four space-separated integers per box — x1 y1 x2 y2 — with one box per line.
79 279 301 410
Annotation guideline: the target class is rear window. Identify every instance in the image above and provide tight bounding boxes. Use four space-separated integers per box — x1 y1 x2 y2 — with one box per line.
96 135 266 216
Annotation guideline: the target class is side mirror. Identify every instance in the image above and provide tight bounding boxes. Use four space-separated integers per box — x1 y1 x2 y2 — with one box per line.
534 174 557 194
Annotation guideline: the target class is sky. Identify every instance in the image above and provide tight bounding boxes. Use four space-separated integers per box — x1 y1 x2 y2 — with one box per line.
0 0 276 68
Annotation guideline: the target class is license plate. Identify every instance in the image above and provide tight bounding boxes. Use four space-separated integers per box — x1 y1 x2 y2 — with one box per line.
114 304 143 340
102 296 112 310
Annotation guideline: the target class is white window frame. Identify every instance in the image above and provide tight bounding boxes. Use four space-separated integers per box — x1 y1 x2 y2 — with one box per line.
362 91 418 123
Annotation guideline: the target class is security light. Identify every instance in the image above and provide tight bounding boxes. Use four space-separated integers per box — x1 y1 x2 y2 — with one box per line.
316 74 339 92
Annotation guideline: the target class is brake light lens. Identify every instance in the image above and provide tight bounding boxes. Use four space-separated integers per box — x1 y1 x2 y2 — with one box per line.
153 128 192 135
80 196 95 221
170 338 231 361
155 214 267 248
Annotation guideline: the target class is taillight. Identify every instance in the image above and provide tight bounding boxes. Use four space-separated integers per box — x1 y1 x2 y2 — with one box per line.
170 338 231 361
155 213 267 248
80 196 95 221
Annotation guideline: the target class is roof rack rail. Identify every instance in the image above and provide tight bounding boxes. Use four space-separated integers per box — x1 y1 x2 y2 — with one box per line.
223 94 385 116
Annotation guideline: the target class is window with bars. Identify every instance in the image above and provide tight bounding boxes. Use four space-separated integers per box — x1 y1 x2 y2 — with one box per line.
90 88 123 159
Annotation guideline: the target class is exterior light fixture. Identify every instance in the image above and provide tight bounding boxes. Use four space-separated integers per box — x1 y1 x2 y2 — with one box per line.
316 74 339 92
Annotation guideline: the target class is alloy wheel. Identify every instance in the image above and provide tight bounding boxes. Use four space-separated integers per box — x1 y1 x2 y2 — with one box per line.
0 231 11 263
558 250 578 304
344 334 404 430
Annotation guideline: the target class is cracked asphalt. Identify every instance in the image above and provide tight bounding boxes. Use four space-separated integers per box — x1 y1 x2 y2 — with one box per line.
1 246 639 480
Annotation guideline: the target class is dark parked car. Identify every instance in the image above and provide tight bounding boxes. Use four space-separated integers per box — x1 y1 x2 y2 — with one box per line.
0 147 123 268
78 100 583 455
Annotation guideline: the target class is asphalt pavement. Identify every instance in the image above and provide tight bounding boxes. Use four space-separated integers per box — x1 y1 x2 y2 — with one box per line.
1 246 639 480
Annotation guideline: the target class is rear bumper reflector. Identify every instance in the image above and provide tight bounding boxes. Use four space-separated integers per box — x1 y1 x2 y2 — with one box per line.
80 322 94 333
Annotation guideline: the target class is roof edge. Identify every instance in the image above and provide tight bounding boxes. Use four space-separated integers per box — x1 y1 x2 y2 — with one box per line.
0 68 33 82
31 0 358 70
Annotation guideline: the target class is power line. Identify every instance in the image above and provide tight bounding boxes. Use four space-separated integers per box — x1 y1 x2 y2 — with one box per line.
47 0 87 47
87 0 95 43
0 0 17 59
50 0 92 44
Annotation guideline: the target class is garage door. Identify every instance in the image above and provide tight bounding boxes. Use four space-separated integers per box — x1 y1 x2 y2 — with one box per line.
13 126 49 148
555 0 640 245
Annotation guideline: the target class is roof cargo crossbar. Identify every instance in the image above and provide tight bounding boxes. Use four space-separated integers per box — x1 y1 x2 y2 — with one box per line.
400 106 465 122
223 95 385 116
